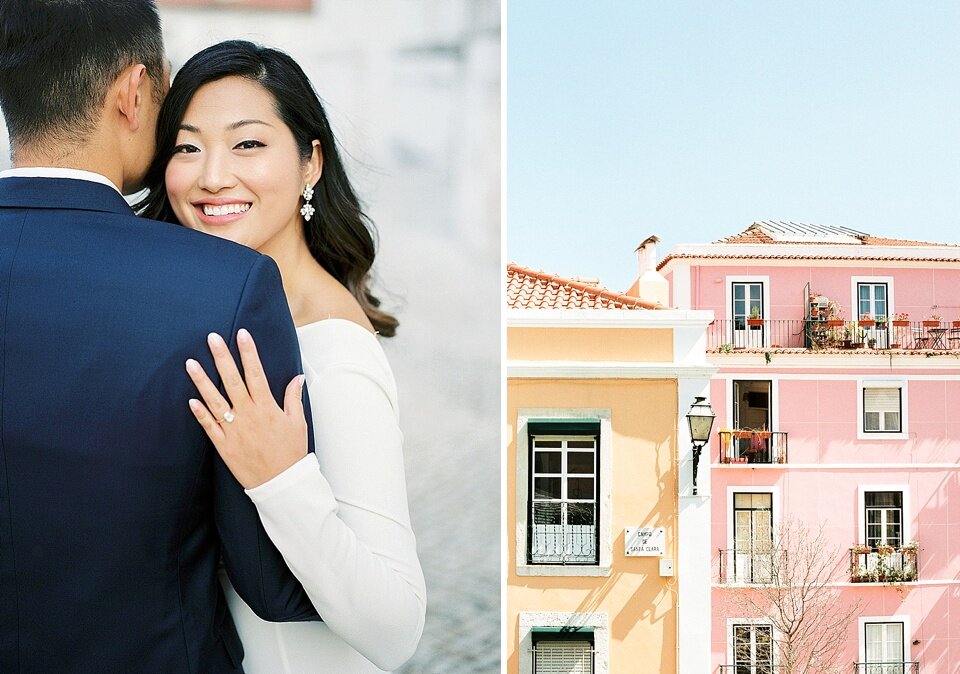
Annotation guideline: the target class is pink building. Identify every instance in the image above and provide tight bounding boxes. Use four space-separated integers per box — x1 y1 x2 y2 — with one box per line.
657 222 960 673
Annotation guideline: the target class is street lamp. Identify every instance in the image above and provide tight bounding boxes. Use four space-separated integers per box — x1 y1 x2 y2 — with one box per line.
686 396 716 496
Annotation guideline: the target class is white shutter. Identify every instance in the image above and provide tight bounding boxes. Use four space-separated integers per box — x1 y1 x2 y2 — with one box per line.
864 388 900 413
533 641 593 674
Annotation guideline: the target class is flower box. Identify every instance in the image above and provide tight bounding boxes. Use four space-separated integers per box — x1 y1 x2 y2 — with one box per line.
747 318 763 327
858 319 875 327
922 320 941 327
892 320 910 327
953 321 960 328
827 319 844 327
890 343 901 349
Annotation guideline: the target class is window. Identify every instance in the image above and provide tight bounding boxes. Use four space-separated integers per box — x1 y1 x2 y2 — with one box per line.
732 493 773 583
733 623 773 674
529 425 599 565
865 491 903 549
731 281 765 348
863 388 901 433
863 622 905 673
531 632 594 674
858 282 889 321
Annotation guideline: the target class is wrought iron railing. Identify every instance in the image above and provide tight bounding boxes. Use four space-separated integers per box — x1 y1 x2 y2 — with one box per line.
718 548 778 584
718 665 784 673
718 430 788 464
849 546 919 583
852 662 919 674
707 319 960 351
529 501 597 564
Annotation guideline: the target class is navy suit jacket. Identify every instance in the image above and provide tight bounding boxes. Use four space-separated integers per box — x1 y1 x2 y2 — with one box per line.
0 177 318 673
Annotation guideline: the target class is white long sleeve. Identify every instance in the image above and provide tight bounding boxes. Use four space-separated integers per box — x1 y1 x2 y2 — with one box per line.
224 319 426 673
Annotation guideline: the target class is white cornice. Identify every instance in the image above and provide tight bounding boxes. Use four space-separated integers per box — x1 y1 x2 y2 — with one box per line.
707 352 960 369
507 360 718 379
507 308 715 328
667 242 960 260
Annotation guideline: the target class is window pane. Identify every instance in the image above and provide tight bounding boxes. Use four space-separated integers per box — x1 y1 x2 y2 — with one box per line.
532 502 561 525
875 285 886 302
867 492 903 507
734 285 745 300
865 411 880 431
534 477 561 499
534 439 562 448
752 493 772 508
567 451 594 474
567 477 594 500
534 451 562 473
567 502 595 525
567 440 595 449
734 493 752 508
884 411 901 432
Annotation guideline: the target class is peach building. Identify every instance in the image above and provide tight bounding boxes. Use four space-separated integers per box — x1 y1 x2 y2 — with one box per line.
505 260 715 674
656 222 960 673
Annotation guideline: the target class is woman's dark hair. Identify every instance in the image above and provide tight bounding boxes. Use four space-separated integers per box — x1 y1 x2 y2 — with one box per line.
137 40 397 337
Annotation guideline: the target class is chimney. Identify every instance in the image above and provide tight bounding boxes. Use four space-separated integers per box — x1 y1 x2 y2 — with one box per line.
636 235 660 275
630 235 669 306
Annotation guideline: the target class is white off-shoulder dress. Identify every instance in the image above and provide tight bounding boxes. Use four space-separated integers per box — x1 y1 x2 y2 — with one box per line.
222 319 426 673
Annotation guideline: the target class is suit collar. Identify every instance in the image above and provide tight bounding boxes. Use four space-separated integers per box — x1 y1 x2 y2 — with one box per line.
0 177 136 216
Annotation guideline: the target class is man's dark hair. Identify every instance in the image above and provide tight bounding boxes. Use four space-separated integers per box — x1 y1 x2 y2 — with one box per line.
0 0 165 152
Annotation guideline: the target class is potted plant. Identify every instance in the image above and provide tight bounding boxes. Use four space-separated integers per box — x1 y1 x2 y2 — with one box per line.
923 305 942 327
874 315 887 330
852 543 871 555
826 301 845 327
953 318 960 328
858 312 875 328
892 312 910 327
877 543 896 557
747 306 763 327
868 338 877 349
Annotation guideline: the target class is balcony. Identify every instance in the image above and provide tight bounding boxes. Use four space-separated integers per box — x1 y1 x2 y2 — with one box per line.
718 548 778 584
529 501 597 564
719 666 784 673
707 319 960 352
852 663 919 674
718 430 788 465
849 545 919 583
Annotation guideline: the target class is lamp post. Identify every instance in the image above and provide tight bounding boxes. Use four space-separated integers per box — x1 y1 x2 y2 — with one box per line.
686 396 716 496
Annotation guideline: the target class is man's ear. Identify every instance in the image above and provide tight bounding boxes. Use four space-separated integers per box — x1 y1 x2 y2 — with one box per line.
303 139 323 187
115 64 148 132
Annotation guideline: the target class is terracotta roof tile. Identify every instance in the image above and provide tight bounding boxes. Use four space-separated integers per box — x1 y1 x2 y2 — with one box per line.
507 264 663 310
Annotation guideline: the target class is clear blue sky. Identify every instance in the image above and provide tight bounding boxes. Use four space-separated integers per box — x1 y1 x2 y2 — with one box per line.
507 1 960 292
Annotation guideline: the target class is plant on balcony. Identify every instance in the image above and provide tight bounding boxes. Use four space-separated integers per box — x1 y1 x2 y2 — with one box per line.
748 305 763 327
858 312 875 327
851 543 871 554
876 543 895 556
923 305 942 326
901 540 919 551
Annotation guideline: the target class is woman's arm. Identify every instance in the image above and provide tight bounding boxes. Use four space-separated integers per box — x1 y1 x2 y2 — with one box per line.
186 330 426 670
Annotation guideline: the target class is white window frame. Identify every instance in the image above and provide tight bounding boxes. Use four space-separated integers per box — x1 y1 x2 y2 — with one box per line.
725 486 780 584
857 615 911 666
726 276 771 348
519 612 609 674
857 379 908 440
857 485 911 548
726 618 778 671
516 409 612 576
851 276 895 322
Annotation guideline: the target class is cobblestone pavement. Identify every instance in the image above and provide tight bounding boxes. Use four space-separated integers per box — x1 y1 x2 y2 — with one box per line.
380 228 500 674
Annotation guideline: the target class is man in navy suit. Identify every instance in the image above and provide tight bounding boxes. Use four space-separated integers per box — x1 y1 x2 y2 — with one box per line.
0 1 317 671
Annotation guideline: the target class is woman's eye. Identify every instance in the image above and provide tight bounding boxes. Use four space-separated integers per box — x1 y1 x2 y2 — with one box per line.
235 140 265 150
172 143 199 154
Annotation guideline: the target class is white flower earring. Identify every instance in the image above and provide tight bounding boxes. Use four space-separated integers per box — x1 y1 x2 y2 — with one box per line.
300 183 315 221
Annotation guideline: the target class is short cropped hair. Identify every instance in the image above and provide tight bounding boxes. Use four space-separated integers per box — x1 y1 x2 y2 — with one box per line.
0 0 165 150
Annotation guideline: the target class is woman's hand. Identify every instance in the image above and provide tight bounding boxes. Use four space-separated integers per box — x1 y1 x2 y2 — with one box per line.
186 328 307 489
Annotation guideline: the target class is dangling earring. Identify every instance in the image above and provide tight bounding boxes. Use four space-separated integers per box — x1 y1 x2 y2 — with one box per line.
300 183 315 221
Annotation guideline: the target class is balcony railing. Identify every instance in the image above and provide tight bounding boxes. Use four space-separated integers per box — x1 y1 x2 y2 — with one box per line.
707 319 960 352
849 546 919 583
718 548 778 584
719 666 783 673
529 501 597 564
718 430 788 464
852 663 919 674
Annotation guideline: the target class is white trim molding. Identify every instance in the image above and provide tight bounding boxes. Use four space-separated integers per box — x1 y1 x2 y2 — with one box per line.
515 409 613 577
724 485 782 585
518 611 609 674
850 275 895 322
507 361 718 379
857 378 909 440
506 308 715 329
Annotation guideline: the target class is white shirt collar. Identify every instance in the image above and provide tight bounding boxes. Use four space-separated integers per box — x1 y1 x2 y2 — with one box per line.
0 167 122 195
